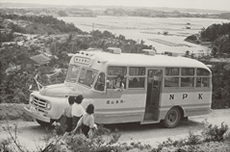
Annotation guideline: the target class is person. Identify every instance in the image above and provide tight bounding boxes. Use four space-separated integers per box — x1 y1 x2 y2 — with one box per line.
84 71 94 87
72 104 97 138
72 95 86 130
112 74 125 91
59 96 74 141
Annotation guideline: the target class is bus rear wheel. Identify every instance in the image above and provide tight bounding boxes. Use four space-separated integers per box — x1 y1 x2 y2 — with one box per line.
163 107 181 128
36 119 54 127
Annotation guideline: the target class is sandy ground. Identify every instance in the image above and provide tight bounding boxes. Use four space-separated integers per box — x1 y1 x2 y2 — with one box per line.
0 109 230 151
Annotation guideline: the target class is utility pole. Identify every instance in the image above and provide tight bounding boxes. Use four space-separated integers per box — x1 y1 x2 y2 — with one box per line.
92 22 94 32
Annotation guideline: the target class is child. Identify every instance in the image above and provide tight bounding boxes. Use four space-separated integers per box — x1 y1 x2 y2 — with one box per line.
59 96 74 141
71 95 86 130
73 104 97 138
113 74 125 91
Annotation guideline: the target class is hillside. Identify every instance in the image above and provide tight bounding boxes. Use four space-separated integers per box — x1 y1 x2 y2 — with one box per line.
1 8 230 109
0 12 152 104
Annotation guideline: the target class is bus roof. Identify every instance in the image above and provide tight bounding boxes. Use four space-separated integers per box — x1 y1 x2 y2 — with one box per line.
72 50 210 71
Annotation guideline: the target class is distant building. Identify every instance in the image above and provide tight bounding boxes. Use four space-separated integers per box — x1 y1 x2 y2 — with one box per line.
21 54 51 70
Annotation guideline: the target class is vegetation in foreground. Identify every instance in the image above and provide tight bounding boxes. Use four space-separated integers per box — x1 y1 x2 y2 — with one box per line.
0 120 230 152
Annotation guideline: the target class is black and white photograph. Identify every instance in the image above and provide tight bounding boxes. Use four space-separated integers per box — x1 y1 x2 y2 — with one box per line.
0 0 230 151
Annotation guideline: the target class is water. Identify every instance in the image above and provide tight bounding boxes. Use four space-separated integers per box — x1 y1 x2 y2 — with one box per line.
59 16 229 55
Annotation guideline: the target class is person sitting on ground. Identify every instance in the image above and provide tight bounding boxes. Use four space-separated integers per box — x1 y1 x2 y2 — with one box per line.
72 104 97 138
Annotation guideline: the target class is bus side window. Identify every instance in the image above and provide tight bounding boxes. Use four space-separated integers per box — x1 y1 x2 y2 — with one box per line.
107 76 126 90
94 73 105 91
181 77 194 87
129 77 145 88
165 67 179 88
164 77 179 87
196 77 210 88
196 68 210 88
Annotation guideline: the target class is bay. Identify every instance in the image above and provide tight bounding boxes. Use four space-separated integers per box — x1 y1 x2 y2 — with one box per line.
59 16 229 56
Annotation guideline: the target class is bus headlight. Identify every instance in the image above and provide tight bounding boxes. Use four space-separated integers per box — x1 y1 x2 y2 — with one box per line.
29 95 34 105
46 101 52 110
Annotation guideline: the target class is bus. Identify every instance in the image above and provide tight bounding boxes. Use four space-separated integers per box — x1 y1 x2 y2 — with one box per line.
24 48 212 128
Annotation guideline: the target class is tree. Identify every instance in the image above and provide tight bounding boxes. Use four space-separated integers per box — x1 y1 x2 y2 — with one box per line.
211 63 230 108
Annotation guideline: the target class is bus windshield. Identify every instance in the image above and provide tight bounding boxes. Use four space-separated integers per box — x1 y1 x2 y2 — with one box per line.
78 68 98 88
65 64 81 82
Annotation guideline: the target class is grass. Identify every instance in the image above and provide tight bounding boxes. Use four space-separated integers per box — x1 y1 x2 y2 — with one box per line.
1 120 230 152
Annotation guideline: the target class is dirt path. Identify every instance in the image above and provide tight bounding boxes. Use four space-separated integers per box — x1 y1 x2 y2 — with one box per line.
0 109 230 151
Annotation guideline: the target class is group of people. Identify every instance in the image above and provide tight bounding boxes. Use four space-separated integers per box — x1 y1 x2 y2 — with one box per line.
108 74 125 91
61 74 125 139
61 95 97 139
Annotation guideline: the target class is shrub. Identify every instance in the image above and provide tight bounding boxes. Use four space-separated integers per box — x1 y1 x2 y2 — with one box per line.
201 122 228 142
186 131 202 145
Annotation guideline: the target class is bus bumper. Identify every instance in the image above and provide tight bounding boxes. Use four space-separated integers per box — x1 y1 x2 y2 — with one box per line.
24 107 50 123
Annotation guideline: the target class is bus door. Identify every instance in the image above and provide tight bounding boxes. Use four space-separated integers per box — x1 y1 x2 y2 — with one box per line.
144 69 163 121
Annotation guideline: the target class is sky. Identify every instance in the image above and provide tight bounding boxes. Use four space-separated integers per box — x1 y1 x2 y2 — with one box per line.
1 0 230 11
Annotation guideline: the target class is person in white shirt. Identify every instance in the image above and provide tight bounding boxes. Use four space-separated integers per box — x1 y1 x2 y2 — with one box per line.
71 95 86 130
59 96 74 142
73 104 97 138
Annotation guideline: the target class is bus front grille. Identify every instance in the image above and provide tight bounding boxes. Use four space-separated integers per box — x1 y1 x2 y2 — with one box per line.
32 96 47 112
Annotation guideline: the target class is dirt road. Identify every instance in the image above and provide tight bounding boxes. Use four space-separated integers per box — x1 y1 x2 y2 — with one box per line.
0 109 230 151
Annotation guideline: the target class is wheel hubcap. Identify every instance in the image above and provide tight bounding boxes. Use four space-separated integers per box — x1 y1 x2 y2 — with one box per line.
168 111 177 122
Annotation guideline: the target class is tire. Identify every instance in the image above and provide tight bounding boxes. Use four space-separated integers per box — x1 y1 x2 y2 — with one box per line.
36 119 54 127
163 107 181 128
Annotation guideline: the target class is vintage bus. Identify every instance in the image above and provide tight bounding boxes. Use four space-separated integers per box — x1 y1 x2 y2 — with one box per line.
24 48 212 128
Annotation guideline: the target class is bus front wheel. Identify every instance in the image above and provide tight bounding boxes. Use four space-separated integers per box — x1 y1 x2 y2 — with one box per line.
163 107 181 128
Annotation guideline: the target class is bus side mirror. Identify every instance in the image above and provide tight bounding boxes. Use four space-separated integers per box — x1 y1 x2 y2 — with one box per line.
106 80 110 88
28 84 33 92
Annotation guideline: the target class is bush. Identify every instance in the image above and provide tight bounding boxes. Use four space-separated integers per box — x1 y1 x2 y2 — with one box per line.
153 122 230 152
202 122 229 142
186 131 202 145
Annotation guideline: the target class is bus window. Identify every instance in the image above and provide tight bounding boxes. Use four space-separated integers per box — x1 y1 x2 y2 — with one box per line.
181 77 194 87
107 75 126 89
78 68 97 87
181 68 194 76
129 67 145 76
197 68 210 76
94 73 105 91
66 65 80 82
164 77 179 87
128 67 145 88
107 66 127 90
129 77 145 88
108 66 127 76
196 77 210 87
165 68 179 76
196 68 210 88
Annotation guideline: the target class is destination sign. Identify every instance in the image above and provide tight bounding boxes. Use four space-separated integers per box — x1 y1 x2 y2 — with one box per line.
74 57 90 65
